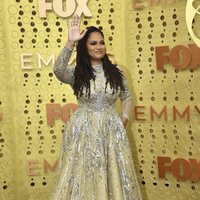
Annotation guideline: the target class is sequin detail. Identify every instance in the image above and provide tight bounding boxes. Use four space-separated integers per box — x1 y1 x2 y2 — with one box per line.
51 46 143 200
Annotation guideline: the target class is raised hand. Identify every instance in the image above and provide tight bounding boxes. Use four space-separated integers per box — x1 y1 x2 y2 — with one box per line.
66 14 87 48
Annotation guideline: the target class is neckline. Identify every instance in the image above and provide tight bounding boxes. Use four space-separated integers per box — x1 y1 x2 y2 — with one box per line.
92 64 103 72
92 63 103 68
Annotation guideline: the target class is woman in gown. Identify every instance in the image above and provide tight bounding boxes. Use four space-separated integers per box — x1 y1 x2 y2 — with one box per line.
50 15 143 200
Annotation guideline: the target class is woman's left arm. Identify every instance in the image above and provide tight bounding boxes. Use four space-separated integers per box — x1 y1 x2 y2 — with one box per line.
119 68 132 128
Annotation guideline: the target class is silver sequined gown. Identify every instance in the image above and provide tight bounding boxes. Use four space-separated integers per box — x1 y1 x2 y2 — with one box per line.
50 46 143 200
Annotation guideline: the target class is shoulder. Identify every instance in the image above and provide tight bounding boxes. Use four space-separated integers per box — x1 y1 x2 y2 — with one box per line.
115 65 125 74
115 65 122 70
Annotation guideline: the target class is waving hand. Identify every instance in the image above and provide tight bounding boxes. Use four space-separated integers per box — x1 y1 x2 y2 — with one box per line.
66 15 88 48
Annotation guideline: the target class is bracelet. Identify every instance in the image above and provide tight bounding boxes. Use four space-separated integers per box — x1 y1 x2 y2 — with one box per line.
65 41 77 50
64 43 74 52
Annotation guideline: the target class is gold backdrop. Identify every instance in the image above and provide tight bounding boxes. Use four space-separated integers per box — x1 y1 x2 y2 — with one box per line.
1 0 200 199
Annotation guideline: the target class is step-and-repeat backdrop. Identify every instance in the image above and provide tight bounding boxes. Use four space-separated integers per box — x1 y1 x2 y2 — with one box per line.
1 0 200 199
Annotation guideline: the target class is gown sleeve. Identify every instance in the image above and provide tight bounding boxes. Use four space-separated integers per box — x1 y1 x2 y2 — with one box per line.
118 67 133 120
53 45 75 86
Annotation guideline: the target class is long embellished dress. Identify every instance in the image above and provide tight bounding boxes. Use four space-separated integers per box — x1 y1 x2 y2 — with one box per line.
50 45 143 200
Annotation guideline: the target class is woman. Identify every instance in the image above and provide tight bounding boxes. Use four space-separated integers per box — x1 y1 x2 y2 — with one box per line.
50 15 143 200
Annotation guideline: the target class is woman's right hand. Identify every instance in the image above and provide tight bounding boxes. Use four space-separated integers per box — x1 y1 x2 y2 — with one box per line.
66 14 88 48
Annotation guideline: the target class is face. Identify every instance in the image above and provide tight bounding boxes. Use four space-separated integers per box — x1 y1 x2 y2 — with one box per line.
86 32 106 65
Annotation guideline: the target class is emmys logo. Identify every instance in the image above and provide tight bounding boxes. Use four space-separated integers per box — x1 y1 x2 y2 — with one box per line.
186 0 200 47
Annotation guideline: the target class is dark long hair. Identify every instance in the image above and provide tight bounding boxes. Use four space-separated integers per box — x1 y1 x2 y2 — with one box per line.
73 26 125 98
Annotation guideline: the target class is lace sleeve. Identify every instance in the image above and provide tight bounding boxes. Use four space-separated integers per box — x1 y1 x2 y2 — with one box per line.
53 45 75 86
119 68 132 120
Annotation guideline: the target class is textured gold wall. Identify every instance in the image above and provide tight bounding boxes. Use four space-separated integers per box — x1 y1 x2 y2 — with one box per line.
1 0 200 199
